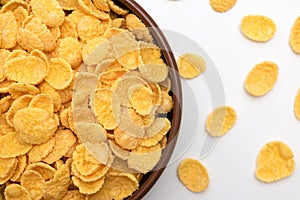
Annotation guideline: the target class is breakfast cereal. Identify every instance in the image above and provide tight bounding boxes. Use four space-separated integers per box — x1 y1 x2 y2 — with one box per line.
209 0 237 12
177 53 206 79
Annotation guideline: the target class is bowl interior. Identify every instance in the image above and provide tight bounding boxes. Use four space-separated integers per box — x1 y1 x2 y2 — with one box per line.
117 0 182 199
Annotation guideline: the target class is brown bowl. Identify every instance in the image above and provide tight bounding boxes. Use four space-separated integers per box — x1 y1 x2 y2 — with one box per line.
117 0 183 199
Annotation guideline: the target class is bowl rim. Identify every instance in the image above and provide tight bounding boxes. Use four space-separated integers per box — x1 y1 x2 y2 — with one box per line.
118 0 183 199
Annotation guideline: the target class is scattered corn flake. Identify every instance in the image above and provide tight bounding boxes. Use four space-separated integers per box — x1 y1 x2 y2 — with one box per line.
29 94 54 114
0 157 17 179
129 85 153 116
98 69 128 89
66 9 86 28
6 56 47 84
43 162 71 200
72 176 105 195
8 82 40 99
177 158 209 192
82 37 109 66
17 28 44 52
177 53 206 79
31 0 65 27
28 137 55 163
108 0 128 15
0 157 17 184
49 26 60 41
84 142 113 166
157 90 173 114
72 144 103 177
0 132 32 158
4 184 31 200
5 49 28 62
13 107 58 145
149 83 162 106
289 16 300 54
245 61 278 96
103 27 125 39
206 105 237 137
140 118 171 147
77 15 102 42
38 82 62 112
139 63 168 83
126 14 153 43
74 122 107 144
0 0 28 13
0 80 15 93
57 37 82 67
20 169 45 200
45 58 73 90
78 0 109 20
94 88 120 130
86 172 138 200
127 145 162 173
209 0 236 12
13 6 29 27
0 113 15 136
0 11 18 49
93 0 110 12
26 162 56 181
6 94 33 126
57 0 79 10
241 15 276 42
43 129 77 164
10 155 27 182
108 140 130 160
0 95 13 113
294 89 300 120
256 141 295 183
111 18 125 28
59 18 78 39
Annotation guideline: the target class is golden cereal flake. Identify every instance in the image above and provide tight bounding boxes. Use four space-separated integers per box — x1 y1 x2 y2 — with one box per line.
108 140 130 160
59 17 78 39
29 94 54 114
45 58 73 90
8 82 40 99
82 37 109 66
74 122 107 144
114 128 139 150
0 132 32 158
129 85 153 116
289 16 300 54
244 61 278 96
206 106 237 137
86 172 138 200
57 37 82 67
0 11 18 49
6 56 47 85
157 90 173 114
0 95 13 113
256 141 295 183
57 0 79 10
126 14 153 43
72 176 105 195
38 82 62 112
77 15 102 42
241 15 276 42
42 129 77 164
209 0 237 12
1 0 28 14
108 0 128 15
0 157 17 184
94 88 120 130
31 0 65 27
78 0 109 20
139 63 168 83
20 169 46 200
13 6 29 28
61 190 85 200
177 158 209 192
177 53 206 79
4 184 31 200
26 162 56 181
28 137 55 163
17 28 44 52
93 0 110 12
10 155 27 182
294 89 300 120
13 107 58 145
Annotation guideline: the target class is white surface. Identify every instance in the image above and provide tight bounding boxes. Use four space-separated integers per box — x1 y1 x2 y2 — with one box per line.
134 0 300 199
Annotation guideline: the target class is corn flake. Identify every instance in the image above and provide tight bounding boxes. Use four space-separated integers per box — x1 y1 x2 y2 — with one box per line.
245 61 278 96
20 169 45 200
209 0 236 12
0 132 32 158
59 18 78 39
38 82 62 112
17 28 44 52
10 155 27 182
256 141 295 183
0 11 17 49
126 14 153 43
28 137 55 163
57 37 82 67
114 128 139 150
31 0 65 27
93 0 109 12
42 129 77 164
4 184 31 200
177 158 209 192
108 0 128 15
74 122 107 144
57 0 79 10
177 53 206 79
13 107 58 145
26 162 56 181
78 0 109 20
8 82 40 99
0 157 17 184
206 105 237 137
29 94 54 114
289 16 300 54
129 85 153 116
108 140 130 160
6 56 47 84
72 176 105 195
62 190 85 200
241 15 276 42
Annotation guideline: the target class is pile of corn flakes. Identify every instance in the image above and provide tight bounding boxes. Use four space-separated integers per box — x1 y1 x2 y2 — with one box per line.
0 0 174 199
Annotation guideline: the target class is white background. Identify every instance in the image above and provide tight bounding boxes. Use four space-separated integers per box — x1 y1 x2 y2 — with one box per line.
134 0 300 199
